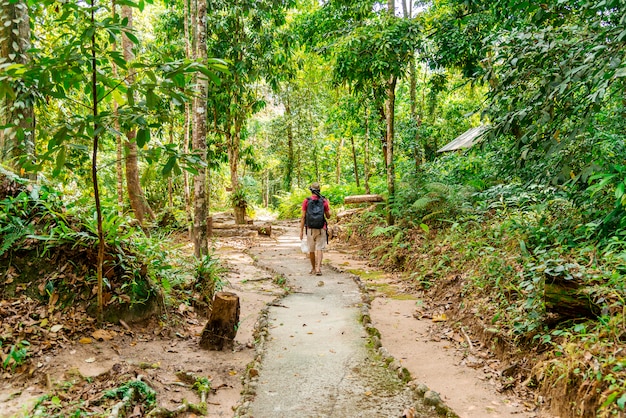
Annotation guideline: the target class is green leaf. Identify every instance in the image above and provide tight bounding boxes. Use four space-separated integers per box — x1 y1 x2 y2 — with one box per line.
53 147 66 177
589 173 617 196
126 87 135 106
124 30 140 45
162 156 177 176
145 89 158 109
519 239 529 256
616 182 625 200
197 66 222 86
136 128 150 148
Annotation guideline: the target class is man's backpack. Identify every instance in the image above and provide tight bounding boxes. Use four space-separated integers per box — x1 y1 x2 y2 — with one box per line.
305 197 326 229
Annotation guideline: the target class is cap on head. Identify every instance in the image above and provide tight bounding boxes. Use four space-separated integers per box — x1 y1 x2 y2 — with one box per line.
310 182 321 191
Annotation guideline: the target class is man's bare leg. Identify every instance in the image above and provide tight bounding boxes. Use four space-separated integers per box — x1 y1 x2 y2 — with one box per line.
315 250 323 275
309 252 316 274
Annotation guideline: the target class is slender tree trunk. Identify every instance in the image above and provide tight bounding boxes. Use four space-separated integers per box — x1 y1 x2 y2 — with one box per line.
193 0 209 258
121 5 154 226
229 118 241 192
403 0 421 172
183 0 193 238
314 142 320 182
350 136 360 188
0 0 34 174
335 136 344 184
116 114 124 217
410 55 423 171
168 118 174 210
385 76 397 225
364 109 371 194
227 12 243 216
111 0 124 217
89 0 105 324
378 105 388 165
265 170 269 207
284 97 294 191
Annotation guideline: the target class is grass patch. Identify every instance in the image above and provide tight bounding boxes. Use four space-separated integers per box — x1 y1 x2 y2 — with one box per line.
347 268 386 280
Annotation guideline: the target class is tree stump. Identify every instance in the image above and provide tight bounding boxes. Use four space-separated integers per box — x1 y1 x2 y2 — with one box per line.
199 292 240 351
544 277 601 319
233 206 246 224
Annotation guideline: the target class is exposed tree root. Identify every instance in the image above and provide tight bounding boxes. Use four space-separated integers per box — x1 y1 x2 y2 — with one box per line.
146 402 207 417
108 375 147 418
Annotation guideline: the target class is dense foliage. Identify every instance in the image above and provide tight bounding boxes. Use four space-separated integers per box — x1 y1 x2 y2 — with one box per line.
2 0 626 416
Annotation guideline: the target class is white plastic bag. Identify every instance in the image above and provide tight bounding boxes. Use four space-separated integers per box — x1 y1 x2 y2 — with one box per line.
300 239 309 253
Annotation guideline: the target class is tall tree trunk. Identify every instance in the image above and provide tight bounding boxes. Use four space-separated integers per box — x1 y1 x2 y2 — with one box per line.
193 0 209 258
168 117 174 210
364 109 371 194
284 97 294 191
403 2 421 172
378 105 388 165
183 0 193 238
335 136 344 184
385 75 397 226
350 136 360 188
229 118 241 192
111 0 124 217
89 0 105 324
0 0 34 174
410 55 423 171
314 142 320 183
264 170 269 207
227 14 245 223
121 5 154 226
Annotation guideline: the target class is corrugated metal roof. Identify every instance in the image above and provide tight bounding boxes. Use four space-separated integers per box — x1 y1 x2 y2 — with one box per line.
437 125 488 153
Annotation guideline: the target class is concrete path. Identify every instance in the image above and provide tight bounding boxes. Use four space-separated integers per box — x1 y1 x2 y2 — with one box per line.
243 228 438 418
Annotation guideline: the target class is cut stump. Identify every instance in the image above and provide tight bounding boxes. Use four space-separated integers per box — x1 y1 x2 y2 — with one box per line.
545 277 601 319
199 292 240 351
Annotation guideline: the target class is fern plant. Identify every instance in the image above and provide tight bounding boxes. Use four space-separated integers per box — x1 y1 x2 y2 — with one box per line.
408 182 474 224
0 221 28 256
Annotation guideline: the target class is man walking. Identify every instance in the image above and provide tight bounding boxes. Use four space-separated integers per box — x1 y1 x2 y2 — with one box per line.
300 182 331 276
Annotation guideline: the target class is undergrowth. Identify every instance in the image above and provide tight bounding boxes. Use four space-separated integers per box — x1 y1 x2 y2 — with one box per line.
0 176 223 323
342 179 626 417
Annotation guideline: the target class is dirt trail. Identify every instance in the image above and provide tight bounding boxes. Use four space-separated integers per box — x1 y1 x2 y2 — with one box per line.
238 225 436 417
243 222 544 418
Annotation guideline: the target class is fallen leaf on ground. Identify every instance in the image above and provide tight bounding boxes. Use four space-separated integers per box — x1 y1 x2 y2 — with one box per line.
92 329 114 341
432 313 448 322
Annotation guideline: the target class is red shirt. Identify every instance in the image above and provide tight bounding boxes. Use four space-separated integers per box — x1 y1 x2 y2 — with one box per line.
302 195 330 213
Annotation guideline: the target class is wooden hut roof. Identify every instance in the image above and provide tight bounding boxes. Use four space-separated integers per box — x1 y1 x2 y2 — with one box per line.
437 125 488 153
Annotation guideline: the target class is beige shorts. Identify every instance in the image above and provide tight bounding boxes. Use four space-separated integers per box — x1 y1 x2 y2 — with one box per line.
306 228 327 251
